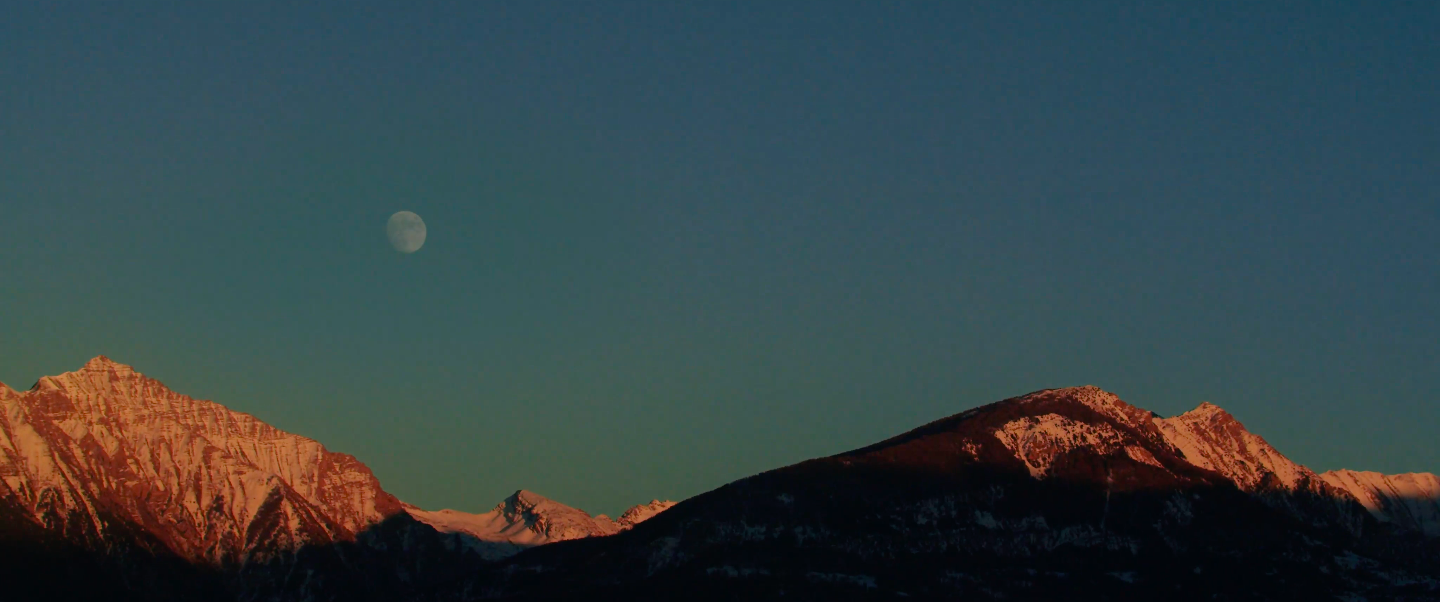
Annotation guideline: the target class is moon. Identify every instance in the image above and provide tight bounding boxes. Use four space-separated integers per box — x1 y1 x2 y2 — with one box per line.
387 211 426 254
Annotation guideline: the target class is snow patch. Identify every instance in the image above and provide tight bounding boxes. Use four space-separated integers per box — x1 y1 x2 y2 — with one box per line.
1320 470 1440 537
993 414 1144 479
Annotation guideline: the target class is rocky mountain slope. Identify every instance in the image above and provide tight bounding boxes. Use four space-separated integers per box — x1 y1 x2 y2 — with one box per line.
468 387 1439 601
0 357 672 600
1321 469 1440 538
0 356 403 564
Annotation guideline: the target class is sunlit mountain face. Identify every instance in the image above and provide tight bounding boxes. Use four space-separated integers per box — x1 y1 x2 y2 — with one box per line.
1 359 1436 600
0 358 673 601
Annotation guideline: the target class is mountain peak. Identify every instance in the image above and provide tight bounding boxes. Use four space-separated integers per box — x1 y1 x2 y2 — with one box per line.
486 489 622 541
0 358 404 563
618 500 678 527
499 489 554 511
1020 386 1153 427
1154 402 1317 492
1180 401 1235 422
32 355 144 392
81 354 139 377
27 357 183 409
407 491 674 561
85 354 122 368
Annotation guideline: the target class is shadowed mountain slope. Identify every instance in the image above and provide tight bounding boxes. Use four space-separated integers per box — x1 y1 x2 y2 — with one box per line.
463 387 1439 601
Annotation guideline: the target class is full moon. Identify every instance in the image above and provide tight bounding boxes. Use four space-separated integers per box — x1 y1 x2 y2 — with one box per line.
387 211 426 253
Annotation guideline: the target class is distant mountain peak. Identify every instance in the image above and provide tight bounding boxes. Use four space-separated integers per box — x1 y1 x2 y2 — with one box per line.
618 499 678 527
492 489 620 541
407 491 676 560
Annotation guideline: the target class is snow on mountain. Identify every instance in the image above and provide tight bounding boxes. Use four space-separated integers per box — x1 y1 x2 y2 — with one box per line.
617 499 677 527
0 356 404 563
977 387 1212 488
1320 469 1440 537
995 412 1166 479
1027 385 1157 428
998 387 1334 498
1154 401 1317 492
476 386 1440 601
0 357 676 569
405 491 678 560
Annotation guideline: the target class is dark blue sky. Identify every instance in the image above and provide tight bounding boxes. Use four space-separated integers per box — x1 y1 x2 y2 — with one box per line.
2 2 1436 515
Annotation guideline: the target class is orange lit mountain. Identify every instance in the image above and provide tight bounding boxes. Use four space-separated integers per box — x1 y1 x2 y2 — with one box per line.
0 357 670 600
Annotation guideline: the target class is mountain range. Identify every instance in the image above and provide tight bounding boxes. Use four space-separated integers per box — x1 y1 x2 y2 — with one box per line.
1 357 1436 600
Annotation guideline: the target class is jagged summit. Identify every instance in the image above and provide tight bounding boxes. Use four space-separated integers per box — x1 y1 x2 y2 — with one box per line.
31 355 157 400
1151 399 1322 493
49 354 139 380
499 489 553 510
84 354 125 369
494 488 621 540
1174 401 1234 421
404 490 676 560
1015 386 1156 428
618 499 678 526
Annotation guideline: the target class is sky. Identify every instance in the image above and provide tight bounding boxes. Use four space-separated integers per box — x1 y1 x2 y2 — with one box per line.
1 1 1436 516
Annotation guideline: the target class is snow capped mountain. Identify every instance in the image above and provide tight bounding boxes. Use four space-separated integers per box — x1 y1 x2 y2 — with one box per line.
473 386 1440 600
0 356 404 563
0 356 674 576
406 491 678 560
1320 469 1440 537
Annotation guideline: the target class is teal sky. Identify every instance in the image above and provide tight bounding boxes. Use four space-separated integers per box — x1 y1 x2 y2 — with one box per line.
2 2 1436 516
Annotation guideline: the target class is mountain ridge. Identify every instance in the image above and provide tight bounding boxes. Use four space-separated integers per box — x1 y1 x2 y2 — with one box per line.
0 356 668 569
2 359 1437 600
404 489 677 560
471 386 1439 600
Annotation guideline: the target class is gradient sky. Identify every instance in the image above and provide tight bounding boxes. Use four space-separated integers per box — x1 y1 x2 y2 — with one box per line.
2 2 1436 516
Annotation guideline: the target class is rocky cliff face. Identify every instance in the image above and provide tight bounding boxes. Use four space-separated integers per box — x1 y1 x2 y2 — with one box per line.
0 357 676 567
0 356 402 565
1152 399 1367 533
1321 469 1440 537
